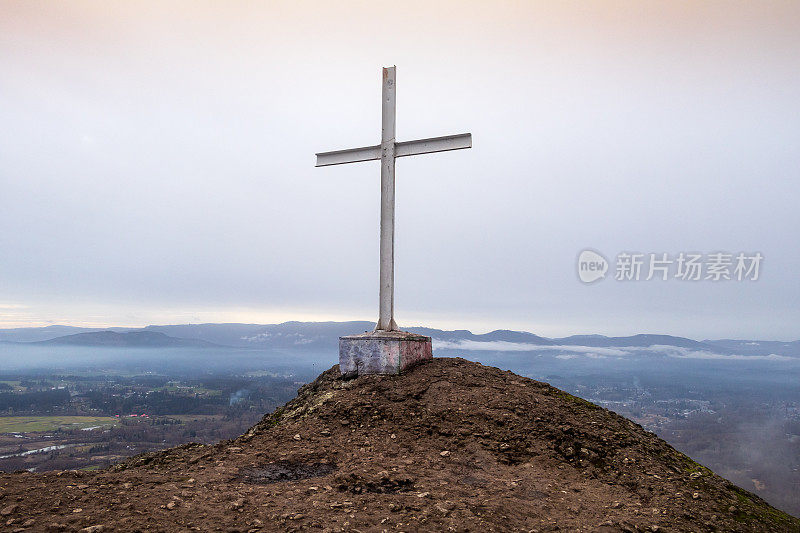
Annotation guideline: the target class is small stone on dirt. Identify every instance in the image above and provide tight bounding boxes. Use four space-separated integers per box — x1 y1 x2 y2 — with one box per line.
229 498 245 510
0 504 18 516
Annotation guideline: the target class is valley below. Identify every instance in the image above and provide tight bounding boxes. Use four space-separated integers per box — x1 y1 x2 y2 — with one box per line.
1 322 798 518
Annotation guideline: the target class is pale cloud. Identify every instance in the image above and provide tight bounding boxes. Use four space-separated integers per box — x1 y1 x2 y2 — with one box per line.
433 340 633 357
433 340 795 362
665 350 792 362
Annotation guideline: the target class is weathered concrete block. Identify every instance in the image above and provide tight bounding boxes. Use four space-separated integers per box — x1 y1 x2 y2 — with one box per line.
339 330 432 375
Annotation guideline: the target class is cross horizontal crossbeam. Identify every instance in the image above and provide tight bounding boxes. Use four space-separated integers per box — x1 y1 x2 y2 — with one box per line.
315 132 472 167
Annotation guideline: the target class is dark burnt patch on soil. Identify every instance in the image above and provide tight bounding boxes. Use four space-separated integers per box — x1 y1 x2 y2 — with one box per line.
237 460 336 485
334 470 415 494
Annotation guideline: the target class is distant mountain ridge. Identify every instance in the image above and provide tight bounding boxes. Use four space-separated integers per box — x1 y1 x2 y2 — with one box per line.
34 330 221 348
408 327 555 345
0 325 114 343
703 339 800 358
0 322 797 357
552 333 712 350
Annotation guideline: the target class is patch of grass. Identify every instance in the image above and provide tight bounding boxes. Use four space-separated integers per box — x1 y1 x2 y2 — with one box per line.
0 416 119 433
0 381 25 392
154 385 222 396
552 390 600 410
680 454 712 475
244 371 281 378
727 483 799 527
165 415 221 423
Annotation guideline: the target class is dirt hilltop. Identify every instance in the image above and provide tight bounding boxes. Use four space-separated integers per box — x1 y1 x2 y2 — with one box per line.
0 357 797 532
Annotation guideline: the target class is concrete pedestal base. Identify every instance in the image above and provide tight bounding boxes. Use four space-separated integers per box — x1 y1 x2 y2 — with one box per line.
339 330 432 375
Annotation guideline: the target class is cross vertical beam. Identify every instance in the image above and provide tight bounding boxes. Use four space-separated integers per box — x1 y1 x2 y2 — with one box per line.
315 66 471 337
378 66 397 331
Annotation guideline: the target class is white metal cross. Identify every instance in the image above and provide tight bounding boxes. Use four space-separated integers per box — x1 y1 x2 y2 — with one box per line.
316 66 472 331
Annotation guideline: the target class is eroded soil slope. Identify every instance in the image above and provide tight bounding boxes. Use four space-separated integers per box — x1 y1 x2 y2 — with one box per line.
1 358 797 532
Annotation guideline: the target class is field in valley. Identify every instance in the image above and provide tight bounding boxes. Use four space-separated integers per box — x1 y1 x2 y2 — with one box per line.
0 416 119 433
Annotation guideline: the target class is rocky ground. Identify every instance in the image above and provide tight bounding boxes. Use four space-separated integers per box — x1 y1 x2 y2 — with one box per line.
0 357 797 532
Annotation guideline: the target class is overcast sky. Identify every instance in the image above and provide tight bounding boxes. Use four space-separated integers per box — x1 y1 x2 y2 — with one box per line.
1 1 798 339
